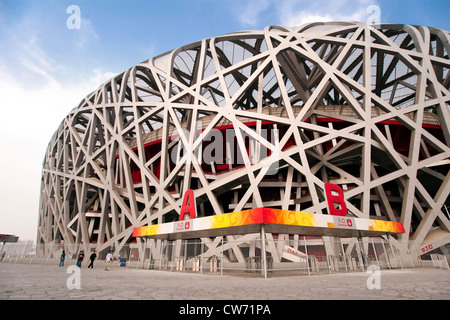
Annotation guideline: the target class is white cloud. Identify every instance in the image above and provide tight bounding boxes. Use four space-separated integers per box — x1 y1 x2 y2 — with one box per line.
0 44 115 150
232 0 273 26
280 0 379 27
0 135 41 241
0 3 116 241
0 37 115 241
20 37 56 77
74 18 100 49
281 6 370 27
232 0 380 28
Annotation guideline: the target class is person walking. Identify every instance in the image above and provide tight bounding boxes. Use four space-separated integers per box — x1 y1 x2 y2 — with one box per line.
87 250 97 269
105 250 114 271
76 250 84 267
59 250 66 267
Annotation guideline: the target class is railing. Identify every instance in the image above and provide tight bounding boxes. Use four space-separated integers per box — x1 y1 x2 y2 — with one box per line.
1 237 447 277
430 254 450 270
443 205 450 220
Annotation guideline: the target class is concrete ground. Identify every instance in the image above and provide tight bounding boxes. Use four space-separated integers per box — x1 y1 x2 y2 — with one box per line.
0 261 449 301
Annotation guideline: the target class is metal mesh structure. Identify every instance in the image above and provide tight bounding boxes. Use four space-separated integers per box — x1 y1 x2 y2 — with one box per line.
38 22 450 261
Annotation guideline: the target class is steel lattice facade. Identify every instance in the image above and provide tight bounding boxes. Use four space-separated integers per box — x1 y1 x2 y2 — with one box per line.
38 22 450 260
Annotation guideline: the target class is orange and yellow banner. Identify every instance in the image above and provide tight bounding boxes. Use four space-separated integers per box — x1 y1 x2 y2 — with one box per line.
132 207 404 238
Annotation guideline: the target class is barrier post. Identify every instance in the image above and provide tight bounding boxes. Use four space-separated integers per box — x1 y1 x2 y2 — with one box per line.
304 236 310 276
381 237 391 269
261 225 268 279
220 237 224 276
340 239 348 271
200 241 204 274
370 238 380 268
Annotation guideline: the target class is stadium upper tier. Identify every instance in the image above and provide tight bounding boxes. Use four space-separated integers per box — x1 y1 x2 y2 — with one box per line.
126 104 441 151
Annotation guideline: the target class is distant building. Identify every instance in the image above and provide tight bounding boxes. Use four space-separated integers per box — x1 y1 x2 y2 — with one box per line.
0 234 19 244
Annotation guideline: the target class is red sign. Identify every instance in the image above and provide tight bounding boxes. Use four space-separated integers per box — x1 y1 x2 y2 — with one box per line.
324 183 347 216
174 221 193 232
333 216 356 229
421 244 433 254
179 189 197 221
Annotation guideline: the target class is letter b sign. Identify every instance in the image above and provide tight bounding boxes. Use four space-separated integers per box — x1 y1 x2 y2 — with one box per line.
324 183 347 216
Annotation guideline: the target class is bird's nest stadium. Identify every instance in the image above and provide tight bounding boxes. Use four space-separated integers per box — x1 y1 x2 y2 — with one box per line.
38 22 450 275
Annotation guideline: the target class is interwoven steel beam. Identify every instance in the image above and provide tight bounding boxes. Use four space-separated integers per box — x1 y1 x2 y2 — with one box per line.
38 22 450 259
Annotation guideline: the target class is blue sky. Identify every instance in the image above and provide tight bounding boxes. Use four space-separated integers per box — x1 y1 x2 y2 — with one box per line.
0 0 448 241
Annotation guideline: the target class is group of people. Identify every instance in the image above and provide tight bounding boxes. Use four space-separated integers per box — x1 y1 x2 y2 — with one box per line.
59 249 115 270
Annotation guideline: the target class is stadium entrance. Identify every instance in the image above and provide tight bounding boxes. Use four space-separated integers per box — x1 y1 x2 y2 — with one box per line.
132 188 409 278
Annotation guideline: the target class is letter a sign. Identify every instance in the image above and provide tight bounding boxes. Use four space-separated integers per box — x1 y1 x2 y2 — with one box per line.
324 183 347 216
179 189 197 221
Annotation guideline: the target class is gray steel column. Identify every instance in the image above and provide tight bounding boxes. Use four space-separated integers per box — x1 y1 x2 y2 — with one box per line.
261 225 268 279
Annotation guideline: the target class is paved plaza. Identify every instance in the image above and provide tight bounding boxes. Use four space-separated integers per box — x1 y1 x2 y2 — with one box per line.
0 261 449 301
